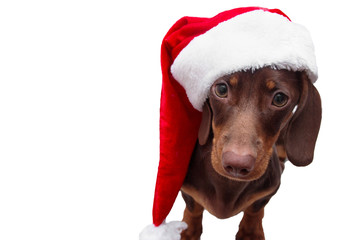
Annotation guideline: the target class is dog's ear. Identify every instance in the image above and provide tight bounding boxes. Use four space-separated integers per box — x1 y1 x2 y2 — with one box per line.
285 72 322 166
198 100 212 145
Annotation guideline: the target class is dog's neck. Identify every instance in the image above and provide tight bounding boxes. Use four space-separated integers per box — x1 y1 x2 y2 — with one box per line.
181 142 283 219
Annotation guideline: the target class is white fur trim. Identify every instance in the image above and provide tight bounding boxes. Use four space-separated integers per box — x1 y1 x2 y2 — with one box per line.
139 221 188 240
171 10 317 111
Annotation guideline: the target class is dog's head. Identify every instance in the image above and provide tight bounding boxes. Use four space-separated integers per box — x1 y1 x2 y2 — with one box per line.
198 68 321 181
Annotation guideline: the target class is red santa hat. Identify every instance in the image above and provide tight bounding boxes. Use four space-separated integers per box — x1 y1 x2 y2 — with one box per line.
140 6 317 239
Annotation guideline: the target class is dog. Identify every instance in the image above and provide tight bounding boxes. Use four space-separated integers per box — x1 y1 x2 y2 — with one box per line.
180 67 322 240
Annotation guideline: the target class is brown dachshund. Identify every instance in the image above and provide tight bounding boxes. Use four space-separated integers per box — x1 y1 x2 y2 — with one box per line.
180 67 322 240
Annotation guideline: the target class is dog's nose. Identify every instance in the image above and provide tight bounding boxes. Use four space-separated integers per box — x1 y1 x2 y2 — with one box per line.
222 151 256 178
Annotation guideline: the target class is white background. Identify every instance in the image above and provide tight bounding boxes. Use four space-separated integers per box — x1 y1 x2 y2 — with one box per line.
0 0 359 239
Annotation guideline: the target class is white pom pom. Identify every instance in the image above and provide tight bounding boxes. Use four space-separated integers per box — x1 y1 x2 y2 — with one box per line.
139 221 188 240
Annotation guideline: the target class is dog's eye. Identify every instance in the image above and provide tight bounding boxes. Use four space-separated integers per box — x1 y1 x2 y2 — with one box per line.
272 92 288 107
215 83 228 98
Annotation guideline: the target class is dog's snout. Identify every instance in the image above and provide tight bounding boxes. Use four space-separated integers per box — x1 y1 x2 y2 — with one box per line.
222 151 256 178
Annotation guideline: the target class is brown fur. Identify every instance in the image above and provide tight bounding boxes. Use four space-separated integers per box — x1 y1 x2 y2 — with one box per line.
266 80 276 90
181 68 322 240
230 75 239 87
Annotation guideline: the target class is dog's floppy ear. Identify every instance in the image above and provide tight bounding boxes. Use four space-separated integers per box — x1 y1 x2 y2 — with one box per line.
285 72 322 166
198 100 212 145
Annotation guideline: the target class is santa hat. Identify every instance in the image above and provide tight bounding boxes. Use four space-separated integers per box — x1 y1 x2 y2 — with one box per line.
140 6 317 240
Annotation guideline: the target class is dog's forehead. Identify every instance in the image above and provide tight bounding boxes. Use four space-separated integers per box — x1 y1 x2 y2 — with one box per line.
218 68 298 88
